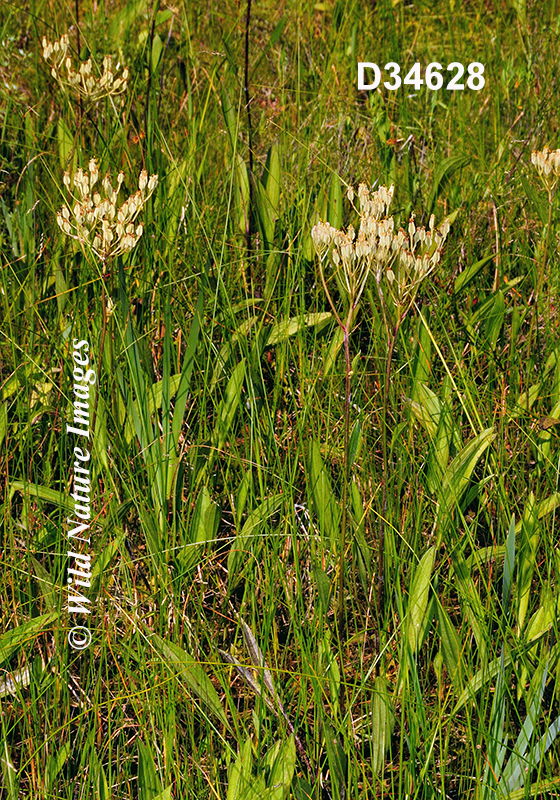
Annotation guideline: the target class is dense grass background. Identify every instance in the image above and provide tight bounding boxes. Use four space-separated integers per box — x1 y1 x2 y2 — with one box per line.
2 0 560 797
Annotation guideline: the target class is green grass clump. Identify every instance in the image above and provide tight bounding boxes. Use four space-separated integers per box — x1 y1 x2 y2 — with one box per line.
1 1 560 798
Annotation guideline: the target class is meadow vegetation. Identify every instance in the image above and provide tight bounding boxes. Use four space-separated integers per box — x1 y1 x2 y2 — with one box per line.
1 0 560 797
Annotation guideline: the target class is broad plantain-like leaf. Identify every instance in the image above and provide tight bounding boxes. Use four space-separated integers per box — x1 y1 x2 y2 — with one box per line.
402 546 436 675
266 312 332 347
454 253 495 294
328 176 343 229
227 494 284 590
144 630 231 732
307 439 340 551
138 739 163 799
435 427 495 544
0 612 57 668
371 676 394 775
436 601 464 695
267 735 296 800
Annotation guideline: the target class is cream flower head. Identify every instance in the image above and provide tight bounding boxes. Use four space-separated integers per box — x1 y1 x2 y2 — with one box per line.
42 34 129 102
312 183 452 314
57 159 158 260
531 147 560 195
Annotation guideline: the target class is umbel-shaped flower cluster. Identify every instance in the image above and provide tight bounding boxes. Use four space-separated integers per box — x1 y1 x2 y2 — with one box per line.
311 183 451 318
531 147 560 196
57 159 158 261
42 34 128 102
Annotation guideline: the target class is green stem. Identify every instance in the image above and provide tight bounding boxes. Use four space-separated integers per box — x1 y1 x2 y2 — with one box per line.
338 314 353 637
378 329 394 643
527 198 553 361
91 258 109 437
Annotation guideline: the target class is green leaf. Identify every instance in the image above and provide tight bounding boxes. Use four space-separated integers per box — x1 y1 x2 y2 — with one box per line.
454 253 495 294
328 177 343 229
151 33 163 72
97 765 110 800
155 9 173 25
110 0 148 39
499 660 549 794
211 318 257 394
510 382 541 418
502 515 516 614
307 439 340 551
0 737 18 798
410 309 432 399
251 18 287 75
45 742 70 796
267 735 296 800
405 546 436 655
177 486 220 576
520 173 548 225
228 494 284 590
263 142 281 217
144 631 231 732
484 289 505 350
449 551 487 661
235 154 251 235
221 88 238 154
57 117 75 170
436 601 463 694
322 326 345 377
323 722 347 797
406 382 443 439
312 565 332 613
227 738 253 800
435 427 495 543
428 155 469 215
211 359 247 461
152 788 172 800
371 676 394 775
0 613 57 667
452 633 546 715
138 740 163 799
9 480 69 509
0 402 7 449
514 492 560 534
266 312 332 347
31 556 56 611
255 177 276 244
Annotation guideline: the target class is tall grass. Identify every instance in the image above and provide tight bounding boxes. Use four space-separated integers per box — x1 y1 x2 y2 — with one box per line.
1 0 560 798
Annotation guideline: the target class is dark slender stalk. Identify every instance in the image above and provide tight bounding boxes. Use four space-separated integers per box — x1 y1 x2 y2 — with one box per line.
244 0 254 177
244 0 254 266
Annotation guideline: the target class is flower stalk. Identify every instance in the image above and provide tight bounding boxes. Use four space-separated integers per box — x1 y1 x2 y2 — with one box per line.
528 146 560 359
312 183 452 648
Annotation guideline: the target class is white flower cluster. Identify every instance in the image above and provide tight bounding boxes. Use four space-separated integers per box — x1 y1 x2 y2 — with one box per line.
42 34 129 101
57 159 158 260
311 183 451 310
531 147 560 194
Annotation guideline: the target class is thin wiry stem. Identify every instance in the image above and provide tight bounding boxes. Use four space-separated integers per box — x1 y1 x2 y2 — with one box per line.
244 0 254 266
338 304 354 638
90 258 108 438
